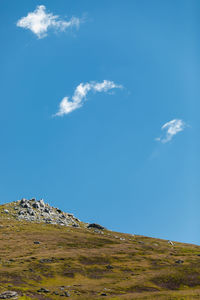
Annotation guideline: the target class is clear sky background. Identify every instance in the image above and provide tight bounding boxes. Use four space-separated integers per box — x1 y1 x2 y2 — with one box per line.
0 0 200 244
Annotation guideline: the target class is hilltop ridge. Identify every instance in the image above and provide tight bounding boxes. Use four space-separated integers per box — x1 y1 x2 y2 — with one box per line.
0 198 82 228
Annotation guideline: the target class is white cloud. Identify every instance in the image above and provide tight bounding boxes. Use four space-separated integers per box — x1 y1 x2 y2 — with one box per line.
17 5 80 39
156 119 186 143
54 80 123 116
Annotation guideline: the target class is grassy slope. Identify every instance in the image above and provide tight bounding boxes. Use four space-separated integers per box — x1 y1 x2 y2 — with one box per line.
0 203 200 299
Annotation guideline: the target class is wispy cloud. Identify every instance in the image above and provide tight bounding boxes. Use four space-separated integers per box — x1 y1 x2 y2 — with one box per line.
17 5 80 39
156 119 186 143
54 80 123 116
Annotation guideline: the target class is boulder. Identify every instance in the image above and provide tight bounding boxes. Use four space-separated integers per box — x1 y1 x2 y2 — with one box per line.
0 291 18 299
37 288 50 293
20 198 26 204
38 199 45 207
18 211 24 215
87 223 105 230
175 260 184 264
20 203 30 209
44 208 50 213
27 209 35 216
32 202 40 209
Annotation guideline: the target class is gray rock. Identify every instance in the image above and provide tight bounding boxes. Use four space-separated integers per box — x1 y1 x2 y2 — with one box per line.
44 208 50 213
4 198 82 229
87 223 105 230
20 203 30 209
32 202 40 209
45 218 53 224
18 211 24 215
175 260 184 264
27 209 35 216
72 223 79 228
168 240 175 246
20 198 26 204
106 265 114 270
37 288 50 293
0 291 18 299
53 291 59 295
68 213 74 217
3 209 9 214
60 291 70 297
38 199 45 207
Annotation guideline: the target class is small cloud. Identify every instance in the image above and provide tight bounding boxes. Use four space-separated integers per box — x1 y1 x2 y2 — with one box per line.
54 80 123 116
156 119 186 143
17 5 80 39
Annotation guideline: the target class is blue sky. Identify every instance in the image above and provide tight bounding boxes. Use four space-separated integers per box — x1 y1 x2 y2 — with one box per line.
0 0 200 244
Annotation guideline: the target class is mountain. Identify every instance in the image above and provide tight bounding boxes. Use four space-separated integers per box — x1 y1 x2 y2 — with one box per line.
0 198 200 299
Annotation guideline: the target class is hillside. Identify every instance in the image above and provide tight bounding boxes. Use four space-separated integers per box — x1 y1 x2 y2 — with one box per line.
0 199 200 299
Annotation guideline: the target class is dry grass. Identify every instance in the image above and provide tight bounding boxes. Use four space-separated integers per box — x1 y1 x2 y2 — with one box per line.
0 204 200 299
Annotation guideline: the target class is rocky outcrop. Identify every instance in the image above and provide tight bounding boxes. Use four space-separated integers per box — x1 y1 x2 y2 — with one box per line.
2 198 80 228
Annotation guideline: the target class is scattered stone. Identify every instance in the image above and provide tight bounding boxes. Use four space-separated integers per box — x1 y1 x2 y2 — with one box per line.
61 291 70 297
0 291 18 299
37 288 50 293
106 265 114 270
39 258 53 263
34 241 41 245
87 223 105 230
101 293 107 296
175 260 184 264
168 240 175 246
3 209 9 214
53 291 59 295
